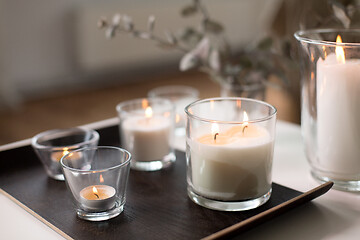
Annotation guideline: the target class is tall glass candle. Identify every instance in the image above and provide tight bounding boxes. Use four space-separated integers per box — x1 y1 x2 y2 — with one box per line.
295 29 360 191
116 98 175 171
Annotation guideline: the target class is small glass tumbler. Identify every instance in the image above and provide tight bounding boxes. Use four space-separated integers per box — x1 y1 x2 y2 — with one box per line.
61 146 131 221
185 97 277 211
148 85 199 137
295 29 360 191
116 98 176 171
31 128 99 181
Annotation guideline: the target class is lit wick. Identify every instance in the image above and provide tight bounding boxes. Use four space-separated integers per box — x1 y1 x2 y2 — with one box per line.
242 125 248 134
214 133 219 142
93 186 100 199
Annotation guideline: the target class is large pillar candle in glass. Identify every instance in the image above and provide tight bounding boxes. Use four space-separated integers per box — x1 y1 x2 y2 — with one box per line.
185 97 277 211
116 98 176 171
295 29 360 191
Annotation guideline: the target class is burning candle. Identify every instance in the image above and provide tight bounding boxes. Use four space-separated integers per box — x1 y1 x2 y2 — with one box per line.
80 185 116 211
121 102 171 161
189 112 274 201
51 148 70 162
316 35 360 180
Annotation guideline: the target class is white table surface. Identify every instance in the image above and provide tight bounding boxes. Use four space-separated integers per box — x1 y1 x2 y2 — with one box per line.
1 119 359 240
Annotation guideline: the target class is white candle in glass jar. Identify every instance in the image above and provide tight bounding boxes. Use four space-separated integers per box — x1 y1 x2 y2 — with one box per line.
316 36 360 180
121 107 171 161
189 118 274 201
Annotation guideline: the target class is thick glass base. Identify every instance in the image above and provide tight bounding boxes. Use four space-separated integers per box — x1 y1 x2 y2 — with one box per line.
311 170 360 192
187 187 272 211
77 204 123 221
48 172 65 181
130 152 176 171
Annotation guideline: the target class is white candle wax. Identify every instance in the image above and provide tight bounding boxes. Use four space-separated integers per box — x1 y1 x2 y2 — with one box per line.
80 185 116 211
189 124 273 201
121 116 171 161
317 53 360 180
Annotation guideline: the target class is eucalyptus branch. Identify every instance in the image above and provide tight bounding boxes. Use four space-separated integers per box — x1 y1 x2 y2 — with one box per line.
194 0 210 21
99 15 190 53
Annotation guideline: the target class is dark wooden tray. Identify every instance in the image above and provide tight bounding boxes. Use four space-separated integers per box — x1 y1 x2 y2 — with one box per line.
0 125 304 239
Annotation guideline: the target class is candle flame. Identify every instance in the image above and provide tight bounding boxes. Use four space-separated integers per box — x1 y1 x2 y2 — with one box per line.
242 112 249 133
142 99 149 109
63 147 69 156
92 186 99 199
100 174 104 183
211 123 219 136
145 106 153 118
335 35 345 64
243 111 249 123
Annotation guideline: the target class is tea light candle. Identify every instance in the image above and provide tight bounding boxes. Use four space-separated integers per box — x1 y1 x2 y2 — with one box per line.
51 148 70 162
316 35 360 179
121 106 171 161
80 185 116 211
190 114 273 201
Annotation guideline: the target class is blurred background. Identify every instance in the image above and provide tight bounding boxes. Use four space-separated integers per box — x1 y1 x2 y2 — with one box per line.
0 0 305 145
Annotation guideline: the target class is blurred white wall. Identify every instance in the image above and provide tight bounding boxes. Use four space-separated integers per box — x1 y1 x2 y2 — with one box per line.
0 0 281 107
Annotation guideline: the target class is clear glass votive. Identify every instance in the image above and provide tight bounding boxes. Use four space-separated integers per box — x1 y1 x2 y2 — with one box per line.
61 146 131 221
116 98 176 171
185 97 277 211
148 85 199 137
295 29 360 191
31 127 99 181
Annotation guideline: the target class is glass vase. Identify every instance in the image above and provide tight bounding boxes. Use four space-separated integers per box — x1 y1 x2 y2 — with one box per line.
295 29 360 191
220 79 266 101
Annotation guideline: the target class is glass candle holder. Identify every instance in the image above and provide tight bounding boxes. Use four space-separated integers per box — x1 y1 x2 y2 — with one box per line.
148 85 199 137
31 128 99 181
295 29 360 191
116 98 176 171
60 146 131 221
185 97 277 211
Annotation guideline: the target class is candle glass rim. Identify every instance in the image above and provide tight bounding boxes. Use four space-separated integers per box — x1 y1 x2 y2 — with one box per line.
185 97 277 124
60 146 132 173
148 85 199 98
294 28 360 47
116 97 175 114
31 127 100 151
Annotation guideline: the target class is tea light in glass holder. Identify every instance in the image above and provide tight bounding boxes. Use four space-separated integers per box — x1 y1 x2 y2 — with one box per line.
31 128 99 180
79 184 116 212
116 98 176 171
61 146 131 221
